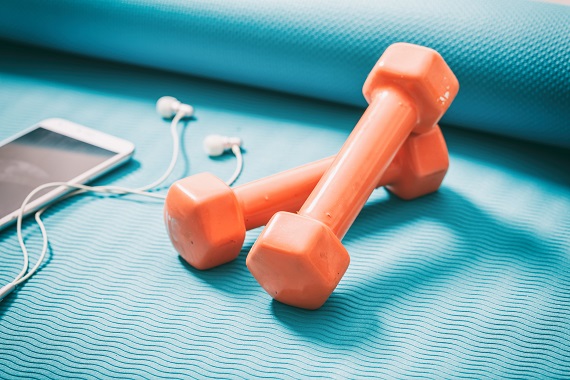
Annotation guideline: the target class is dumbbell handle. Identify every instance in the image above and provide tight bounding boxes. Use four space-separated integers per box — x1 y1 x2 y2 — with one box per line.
300 91 418 239
234 147 401 230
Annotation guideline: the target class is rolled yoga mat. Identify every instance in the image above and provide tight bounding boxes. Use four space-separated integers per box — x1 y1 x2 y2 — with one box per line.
0 0 568 147
1 12 570 380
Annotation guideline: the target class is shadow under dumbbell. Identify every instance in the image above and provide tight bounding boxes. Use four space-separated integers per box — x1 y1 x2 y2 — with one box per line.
269 291 384 348
175 121 570 346
269 186 566 344
347 187 560 287
177 248 258 295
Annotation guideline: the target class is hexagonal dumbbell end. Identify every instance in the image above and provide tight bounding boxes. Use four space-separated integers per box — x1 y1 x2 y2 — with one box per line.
164 173 246 270
387 125 449 200
247 43 458 309
363 43 459 135
165 125 448 272
246 127 449 309
246 212 350 310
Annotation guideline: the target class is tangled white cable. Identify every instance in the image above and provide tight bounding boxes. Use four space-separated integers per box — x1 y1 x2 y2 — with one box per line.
0 96 244 301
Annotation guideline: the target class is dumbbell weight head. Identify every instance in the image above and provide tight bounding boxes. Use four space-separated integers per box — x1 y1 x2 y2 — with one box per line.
363 43 459 135
164 173 246 270
165 126 448 271
387 125 449 200
245 126 449 309
247 43 458 309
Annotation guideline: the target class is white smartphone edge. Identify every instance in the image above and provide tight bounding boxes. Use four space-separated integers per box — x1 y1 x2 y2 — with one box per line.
0 118 135 230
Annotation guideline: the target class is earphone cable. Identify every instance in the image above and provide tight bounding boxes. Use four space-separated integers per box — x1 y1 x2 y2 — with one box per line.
136 111 184 192
4 110 186 297
225 144 243 186
12 182 165 287
2 107 246 301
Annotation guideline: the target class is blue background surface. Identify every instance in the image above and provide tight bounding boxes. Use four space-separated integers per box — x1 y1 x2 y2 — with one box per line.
0 41 569 379
0 0 568 147
1 0 570 377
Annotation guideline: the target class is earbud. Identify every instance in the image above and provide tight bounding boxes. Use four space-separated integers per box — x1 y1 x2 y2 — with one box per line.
2 98 245 303
203 135 243 156
156 96 194 119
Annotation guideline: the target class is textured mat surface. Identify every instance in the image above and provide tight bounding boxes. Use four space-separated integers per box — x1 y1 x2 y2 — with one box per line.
1 43 570 379
0 0 569 147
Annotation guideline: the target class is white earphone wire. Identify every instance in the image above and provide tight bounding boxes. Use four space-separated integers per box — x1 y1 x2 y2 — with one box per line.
2 109 186 300
1 104 246 301
137 112 184 192
14 181 165 286
225 144 243 186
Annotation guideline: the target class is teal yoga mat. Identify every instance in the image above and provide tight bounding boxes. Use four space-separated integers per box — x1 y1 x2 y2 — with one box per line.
0 42 569 379
0 0 568 147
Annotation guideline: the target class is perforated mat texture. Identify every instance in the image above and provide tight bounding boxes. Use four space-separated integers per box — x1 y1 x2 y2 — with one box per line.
0 0 568 147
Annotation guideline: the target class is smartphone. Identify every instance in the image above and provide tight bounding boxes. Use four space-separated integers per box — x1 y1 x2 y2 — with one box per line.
0 118 135 230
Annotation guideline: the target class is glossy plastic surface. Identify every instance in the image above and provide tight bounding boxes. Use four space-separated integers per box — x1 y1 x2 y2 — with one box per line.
164 173 246 270
165 126 447 270
2 38 568 379
247 43 459 309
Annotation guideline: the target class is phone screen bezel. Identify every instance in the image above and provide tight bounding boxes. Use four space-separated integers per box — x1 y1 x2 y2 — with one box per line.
0 118 135 229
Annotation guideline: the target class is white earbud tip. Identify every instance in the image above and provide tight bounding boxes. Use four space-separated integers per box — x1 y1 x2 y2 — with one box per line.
229 137 243 148
203 135 226 156
178 104 195 118
156 96 180 118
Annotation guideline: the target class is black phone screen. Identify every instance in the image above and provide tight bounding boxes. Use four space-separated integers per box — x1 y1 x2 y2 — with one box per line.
0 127 116 218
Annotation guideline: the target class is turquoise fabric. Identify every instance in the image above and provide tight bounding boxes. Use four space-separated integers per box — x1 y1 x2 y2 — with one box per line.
1 42 569 379
0 0 568 147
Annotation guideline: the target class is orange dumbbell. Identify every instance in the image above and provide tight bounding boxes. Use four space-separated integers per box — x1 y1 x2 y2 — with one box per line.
246 43 459 309
164 125 448 270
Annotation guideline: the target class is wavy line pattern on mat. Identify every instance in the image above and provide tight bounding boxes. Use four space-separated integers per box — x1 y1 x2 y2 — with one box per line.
1 45 570 379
